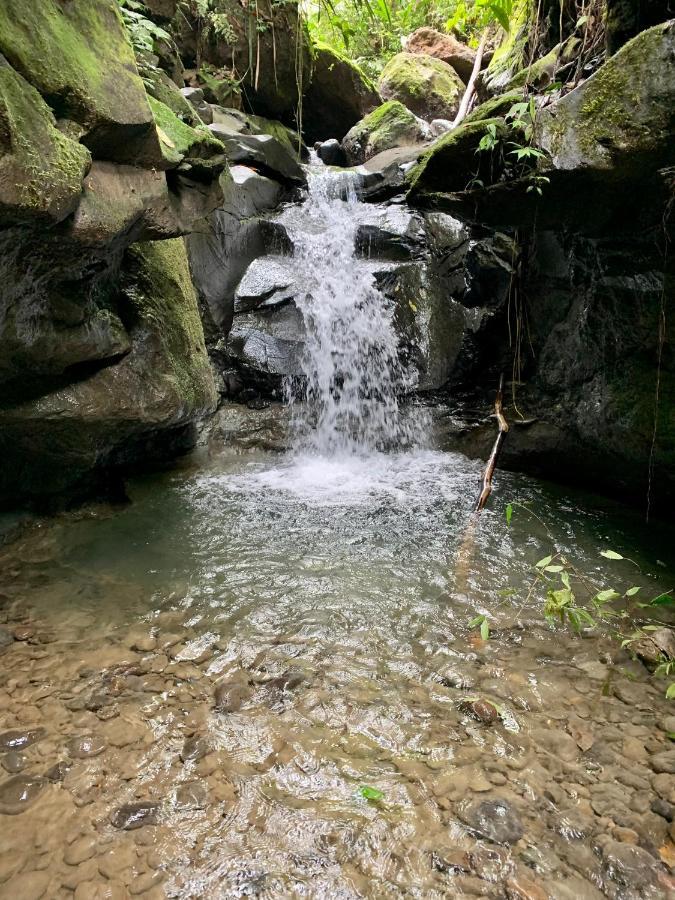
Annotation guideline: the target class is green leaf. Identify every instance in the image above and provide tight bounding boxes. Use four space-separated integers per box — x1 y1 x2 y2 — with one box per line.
536 555 553 569
561 572 571 590
480 619 490 641
595 589 621 604
497 588 517 598
600 550 623 560
359 785 384 801
505 504 513 526
545 565 564 573
625 586 641 597
649 593 674 606
666 683 675 700
666 732 675 740
468 615 485 628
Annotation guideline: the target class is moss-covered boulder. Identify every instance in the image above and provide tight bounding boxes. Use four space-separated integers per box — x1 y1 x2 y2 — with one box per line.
0 66 91 225
342 101 428 166
463 91 524 124
0 0 164 167
148 96 225 168
0 239 217 507
303 41 381 143
141 66 199 125
536 20 675 180
407 118 508 201
378 52 464 122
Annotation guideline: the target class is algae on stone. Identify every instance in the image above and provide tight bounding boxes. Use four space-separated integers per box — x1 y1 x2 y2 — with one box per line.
536 20 675 177
148 96 224 166
378 52 464 122
0 0 163 167
0 67 91 224
342 100 428 165
407 118 508 199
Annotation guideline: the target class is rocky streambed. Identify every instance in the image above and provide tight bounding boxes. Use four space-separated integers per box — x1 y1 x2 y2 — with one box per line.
1 445 674 898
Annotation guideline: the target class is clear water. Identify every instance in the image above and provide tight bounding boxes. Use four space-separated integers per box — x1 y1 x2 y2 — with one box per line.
1 160 675 897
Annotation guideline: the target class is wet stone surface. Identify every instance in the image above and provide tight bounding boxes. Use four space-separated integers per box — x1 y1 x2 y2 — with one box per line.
0 446 673 897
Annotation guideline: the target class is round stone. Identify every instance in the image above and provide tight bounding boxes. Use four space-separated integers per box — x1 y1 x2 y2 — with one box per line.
461 798 525 844
67 735 106 759
110 801 160 830
0 728 46 751
0 774 46 814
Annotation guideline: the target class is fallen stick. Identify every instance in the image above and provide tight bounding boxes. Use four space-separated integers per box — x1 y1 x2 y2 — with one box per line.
475 374 509 512
451 30 488 129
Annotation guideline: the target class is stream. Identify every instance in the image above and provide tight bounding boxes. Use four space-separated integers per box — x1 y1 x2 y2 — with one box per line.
1 163 674 899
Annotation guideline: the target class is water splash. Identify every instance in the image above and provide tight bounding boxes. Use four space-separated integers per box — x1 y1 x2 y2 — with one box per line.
282 164 421 454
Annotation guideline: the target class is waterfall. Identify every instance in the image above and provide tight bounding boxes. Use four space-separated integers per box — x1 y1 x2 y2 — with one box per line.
281 163 421 455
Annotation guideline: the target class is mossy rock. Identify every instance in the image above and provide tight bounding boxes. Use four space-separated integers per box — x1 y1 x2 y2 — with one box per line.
464 91 524 125
536 20 675 178
0 66 91 225
342 100 428 166
198 65 242 109
0 238 217 506
303 40 381 143
0 0 163 167
480 0 531 95
148 96 225 166
407 118 508 200
141 66 199 126
378 52 464 122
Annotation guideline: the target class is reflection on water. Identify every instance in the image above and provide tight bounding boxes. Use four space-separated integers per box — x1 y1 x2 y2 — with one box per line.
0 446 674 898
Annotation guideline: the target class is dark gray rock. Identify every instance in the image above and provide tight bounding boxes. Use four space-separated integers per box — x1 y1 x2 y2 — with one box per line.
180 736 209 763
597 838 664 894
208 127 306 186
1 752 28 774
354 205 425 261
316 139 347 167
181 87 213 125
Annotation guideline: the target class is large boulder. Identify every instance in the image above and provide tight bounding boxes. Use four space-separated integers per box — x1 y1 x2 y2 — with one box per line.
0 239 217 507
405 27 477 82
303 42 381 143
536 20 675 182
342 101 428 166
606 0 673 53
378 52 464 122
0 0 163 167
0 65 91 225
407 118 508 201
207 126 305 185
172 0 311 122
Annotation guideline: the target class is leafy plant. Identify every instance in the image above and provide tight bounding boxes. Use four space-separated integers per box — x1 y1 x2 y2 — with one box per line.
359 785 384 802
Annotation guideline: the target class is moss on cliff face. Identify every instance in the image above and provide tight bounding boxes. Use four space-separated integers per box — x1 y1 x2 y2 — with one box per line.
0 67 91 224
0 0 163 166
125 239 216 413
537 21 675 176
378 52 464 121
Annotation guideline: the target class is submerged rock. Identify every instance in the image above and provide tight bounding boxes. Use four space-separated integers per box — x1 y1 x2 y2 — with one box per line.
378 52 464 122
0 774 46 814
0 728 46 751
67 736 106 759
461 798 525 844
110 801 160 830
1 752 28 774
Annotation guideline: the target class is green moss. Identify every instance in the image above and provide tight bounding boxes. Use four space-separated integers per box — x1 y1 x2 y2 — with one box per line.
141 66 198 125
378 52 464 120
126 239 216 410
0 0 149 130
483 0 531 91
148 96 224 165
0 67 90 222
407 117 507 195
311 40 378 94
344 100 424 162
464 91 524 124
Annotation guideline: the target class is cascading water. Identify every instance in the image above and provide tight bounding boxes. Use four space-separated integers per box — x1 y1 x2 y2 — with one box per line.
280 159 422 455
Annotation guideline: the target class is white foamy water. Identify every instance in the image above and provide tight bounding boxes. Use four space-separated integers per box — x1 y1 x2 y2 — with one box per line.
279 165 421 454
